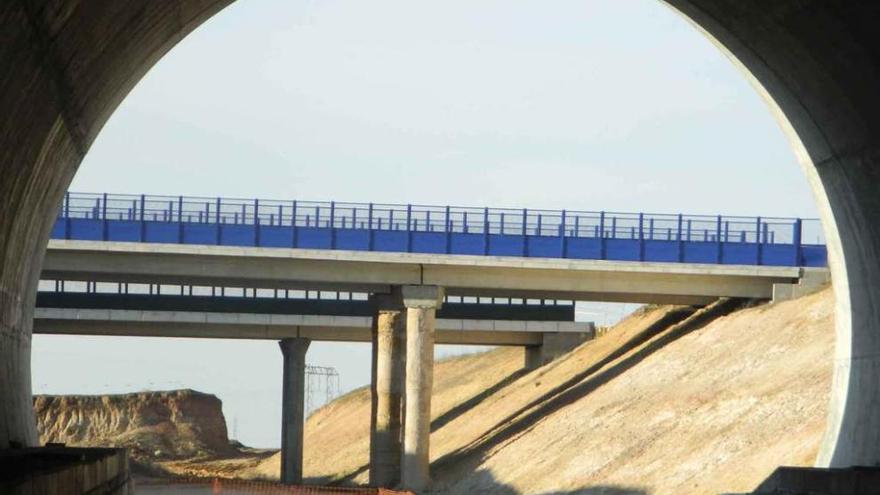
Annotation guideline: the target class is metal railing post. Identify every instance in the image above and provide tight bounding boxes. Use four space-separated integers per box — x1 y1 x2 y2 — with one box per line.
638 213 644 261
215 197 222 245
254 198 261 247
677 214 683 262
330 201 337 249
177 196 184 243
756 217 763 265
560 209 567 258
64 191 71 240
101 193 108 241
484 207 490 255
368 202 374 251
292 200 298 248
446 206 452 254
139 194 146 242
406 204 412 252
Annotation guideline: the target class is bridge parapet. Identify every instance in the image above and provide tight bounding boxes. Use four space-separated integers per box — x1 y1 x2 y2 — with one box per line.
52 192 827 267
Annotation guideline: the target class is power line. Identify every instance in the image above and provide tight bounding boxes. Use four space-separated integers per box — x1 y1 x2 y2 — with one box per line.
305 365 340 416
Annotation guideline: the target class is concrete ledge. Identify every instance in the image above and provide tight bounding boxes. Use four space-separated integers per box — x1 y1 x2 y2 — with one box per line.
772 269 832 302
752 466 880 494
45 240 805 277
32 308 595 346
0 447 132 495
41 240 817 303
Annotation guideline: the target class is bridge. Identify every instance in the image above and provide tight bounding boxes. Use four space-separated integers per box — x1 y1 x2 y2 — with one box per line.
36 191 830 487
3 4 879 493
53 192 827 267
33 285 594 349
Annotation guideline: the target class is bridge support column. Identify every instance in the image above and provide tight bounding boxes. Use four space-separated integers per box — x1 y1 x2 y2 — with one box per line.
772 269 831 303
523 346 543 370
279 337 311 485
400 285 444 492
369 289 406 488
523 329 595 370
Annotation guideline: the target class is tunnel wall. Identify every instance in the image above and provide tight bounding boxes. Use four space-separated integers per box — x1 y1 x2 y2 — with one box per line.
0 0 233 448
1 0 879 468
663 0 880 467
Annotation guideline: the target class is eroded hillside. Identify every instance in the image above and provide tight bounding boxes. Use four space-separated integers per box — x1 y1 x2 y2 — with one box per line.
35 389 236 463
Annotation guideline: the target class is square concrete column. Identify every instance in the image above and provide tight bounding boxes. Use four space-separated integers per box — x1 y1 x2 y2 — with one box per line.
400 285 444 492
523 331 593 370
369 289 406 488
278 337 311 485
523 345 543 370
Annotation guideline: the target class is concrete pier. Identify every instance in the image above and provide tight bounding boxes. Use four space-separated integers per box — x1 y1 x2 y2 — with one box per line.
400 285 444 491
369 290 406 488
523 330 594 369
278 337 310 485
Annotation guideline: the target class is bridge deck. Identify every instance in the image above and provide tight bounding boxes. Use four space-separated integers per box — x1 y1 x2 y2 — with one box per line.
33 308 593 346
42 240 821 304
35 291 576 321
53 192 827 268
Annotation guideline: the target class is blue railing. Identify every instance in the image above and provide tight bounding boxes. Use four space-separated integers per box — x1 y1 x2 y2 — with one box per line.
50 192 827 267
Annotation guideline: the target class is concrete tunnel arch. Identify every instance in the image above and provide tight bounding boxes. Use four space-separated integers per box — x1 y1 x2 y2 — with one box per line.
1 0 879 469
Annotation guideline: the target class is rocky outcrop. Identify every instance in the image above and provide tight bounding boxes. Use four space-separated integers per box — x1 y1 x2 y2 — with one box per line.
34 389 234 461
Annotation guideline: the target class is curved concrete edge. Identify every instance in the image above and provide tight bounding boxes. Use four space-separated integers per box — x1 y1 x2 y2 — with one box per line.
664 0 880 469
0 0 878 469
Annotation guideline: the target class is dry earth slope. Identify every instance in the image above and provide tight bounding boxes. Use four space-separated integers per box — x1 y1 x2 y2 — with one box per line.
254 288 833 494
38 287 834 494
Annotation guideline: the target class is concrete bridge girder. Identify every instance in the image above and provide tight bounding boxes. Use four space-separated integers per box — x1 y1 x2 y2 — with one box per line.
0 0 879 477
40 241 805 303
31 307 595 346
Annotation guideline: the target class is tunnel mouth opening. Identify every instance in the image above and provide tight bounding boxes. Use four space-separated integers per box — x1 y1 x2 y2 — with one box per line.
6 1 874 491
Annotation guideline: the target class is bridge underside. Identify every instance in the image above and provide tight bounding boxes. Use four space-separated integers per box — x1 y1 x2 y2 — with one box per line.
2 1 880 492
32 308 592 346
40 240 810 305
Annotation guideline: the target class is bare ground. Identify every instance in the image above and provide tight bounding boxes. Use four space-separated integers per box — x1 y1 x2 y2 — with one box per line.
164 288 833 494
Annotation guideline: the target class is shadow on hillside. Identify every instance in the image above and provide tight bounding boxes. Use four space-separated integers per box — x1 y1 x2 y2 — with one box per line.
432 368 529 432
330 301 745 491
328 368 530 485
432 298 747 482
326 463 368 485
435 468 647 495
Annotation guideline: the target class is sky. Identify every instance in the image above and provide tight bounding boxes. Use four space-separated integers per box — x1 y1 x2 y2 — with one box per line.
33 0 818 448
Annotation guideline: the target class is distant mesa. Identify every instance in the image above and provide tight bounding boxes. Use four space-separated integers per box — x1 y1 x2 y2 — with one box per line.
33 389 236 464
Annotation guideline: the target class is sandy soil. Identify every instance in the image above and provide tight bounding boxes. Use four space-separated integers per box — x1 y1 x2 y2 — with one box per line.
433 291 833 494
43 287 833 494
165 287 834 494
